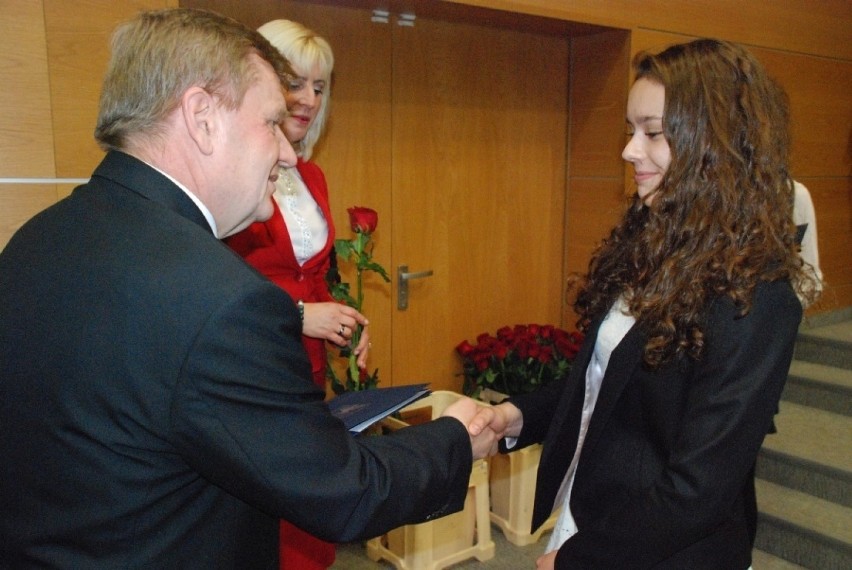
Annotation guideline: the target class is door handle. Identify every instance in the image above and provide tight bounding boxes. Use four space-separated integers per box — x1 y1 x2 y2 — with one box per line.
397 265 434 310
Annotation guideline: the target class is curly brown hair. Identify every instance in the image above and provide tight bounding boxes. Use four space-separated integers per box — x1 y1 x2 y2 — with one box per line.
574 39 816 368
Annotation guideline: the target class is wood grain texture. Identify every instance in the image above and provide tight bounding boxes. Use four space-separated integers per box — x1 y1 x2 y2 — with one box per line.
0 0 55 178
0 185 57 249
448 0 852 60
561 30 630 327
44 0 177 178
390 16 568 391
799 177 852 313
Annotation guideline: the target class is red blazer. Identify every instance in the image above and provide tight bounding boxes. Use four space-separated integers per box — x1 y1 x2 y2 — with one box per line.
226 159 336 387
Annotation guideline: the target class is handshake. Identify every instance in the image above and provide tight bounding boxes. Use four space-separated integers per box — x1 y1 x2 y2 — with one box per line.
441 398 524 460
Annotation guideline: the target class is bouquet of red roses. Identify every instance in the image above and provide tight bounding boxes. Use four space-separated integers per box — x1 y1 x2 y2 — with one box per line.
455 324 584 398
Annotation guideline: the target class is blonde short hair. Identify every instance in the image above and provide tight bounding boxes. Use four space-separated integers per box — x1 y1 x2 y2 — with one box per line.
258 19 334 160
95 8 292 151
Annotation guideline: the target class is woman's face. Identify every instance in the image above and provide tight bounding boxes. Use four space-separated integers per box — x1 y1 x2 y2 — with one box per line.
282 64 326 144
622 78 671 206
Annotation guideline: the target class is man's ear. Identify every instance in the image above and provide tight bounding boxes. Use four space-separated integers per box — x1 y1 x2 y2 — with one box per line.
181 87 216 155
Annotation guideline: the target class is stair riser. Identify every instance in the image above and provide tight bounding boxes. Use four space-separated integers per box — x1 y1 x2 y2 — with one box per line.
794 337 852 370
755 514 852 570
756 450 851 507
782 376 852 416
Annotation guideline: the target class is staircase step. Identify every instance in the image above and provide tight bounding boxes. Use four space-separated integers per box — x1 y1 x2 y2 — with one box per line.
765 402 852 474
758 402 851 506
794 321 852 370
754 480 852 569
751 548 807 569
783 360 852 416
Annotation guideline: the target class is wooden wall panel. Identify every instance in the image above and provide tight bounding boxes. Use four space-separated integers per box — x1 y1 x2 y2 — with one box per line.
562 30 629 327
0 0 55 178
802 177 852 313
0 185 57 248
44 0 177 179
754 48 852 177
568 29 630 179
451 0 852 60
57 184 76 201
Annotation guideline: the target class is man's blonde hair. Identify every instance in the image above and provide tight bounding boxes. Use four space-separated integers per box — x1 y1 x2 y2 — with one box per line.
95 8 293 151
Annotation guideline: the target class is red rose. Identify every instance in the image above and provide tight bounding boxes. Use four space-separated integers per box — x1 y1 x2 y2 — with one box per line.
496 326 514 341
347 207 379 234
456 340 475 357
474 353 490 371
494 341 510 360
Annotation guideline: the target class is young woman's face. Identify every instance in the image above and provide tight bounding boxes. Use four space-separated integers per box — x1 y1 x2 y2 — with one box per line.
281 63 326 144
622 78 671 206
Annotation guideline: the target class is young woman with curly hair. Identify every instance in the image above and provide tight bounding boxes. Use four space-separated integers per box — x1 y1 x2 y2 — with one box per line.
472 39 817 569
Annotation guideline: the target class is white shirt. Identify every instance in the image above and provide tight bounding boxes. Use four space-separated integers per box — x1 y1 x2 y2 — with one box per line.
546 296 636 554
142 161 218 237
792 180 823 302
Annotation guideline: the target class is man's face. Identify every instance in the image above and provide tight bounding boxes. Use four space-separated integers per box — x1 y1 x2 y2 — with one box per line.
213 54 296 237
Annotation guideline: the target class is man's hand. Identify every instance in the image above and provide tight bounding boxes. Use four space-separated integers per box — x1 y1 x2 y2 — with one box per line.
441 397 500 460
467 401 523 444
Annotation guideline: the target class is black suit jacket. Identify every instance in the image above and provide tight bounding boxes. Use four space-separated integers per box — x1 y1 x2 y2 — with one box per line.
0 151 471 568
507 280 801 569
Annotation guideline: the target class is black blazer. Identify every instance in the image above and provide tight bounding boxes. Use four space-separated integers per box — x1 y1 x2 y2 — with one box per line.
508 280 801 569
0 152 471 569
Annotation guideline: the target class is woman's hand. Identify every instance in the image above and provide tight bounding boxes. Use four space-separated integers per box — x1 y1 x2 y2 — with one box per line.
352 325 370 369
467 402 524 442
536 550 557 570
301 302 369 355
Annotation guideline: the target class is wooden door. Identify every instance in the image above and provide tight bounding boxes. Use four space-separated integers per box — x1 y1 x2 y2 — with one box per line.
390 18 569 391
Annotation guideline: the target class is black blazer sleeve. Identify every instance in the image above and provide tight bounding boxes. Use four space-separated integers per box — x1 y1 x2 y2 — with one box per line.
169 278 472 542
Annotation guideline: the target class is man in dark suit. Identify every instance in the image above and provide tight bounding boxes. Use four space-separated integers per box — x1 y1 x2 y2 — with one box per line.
0 8 495 568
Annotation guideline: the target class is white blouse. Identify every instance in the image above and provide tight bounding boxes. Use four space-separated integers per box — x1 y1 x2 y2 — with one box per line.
546 296 636 554
273 167 328 266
